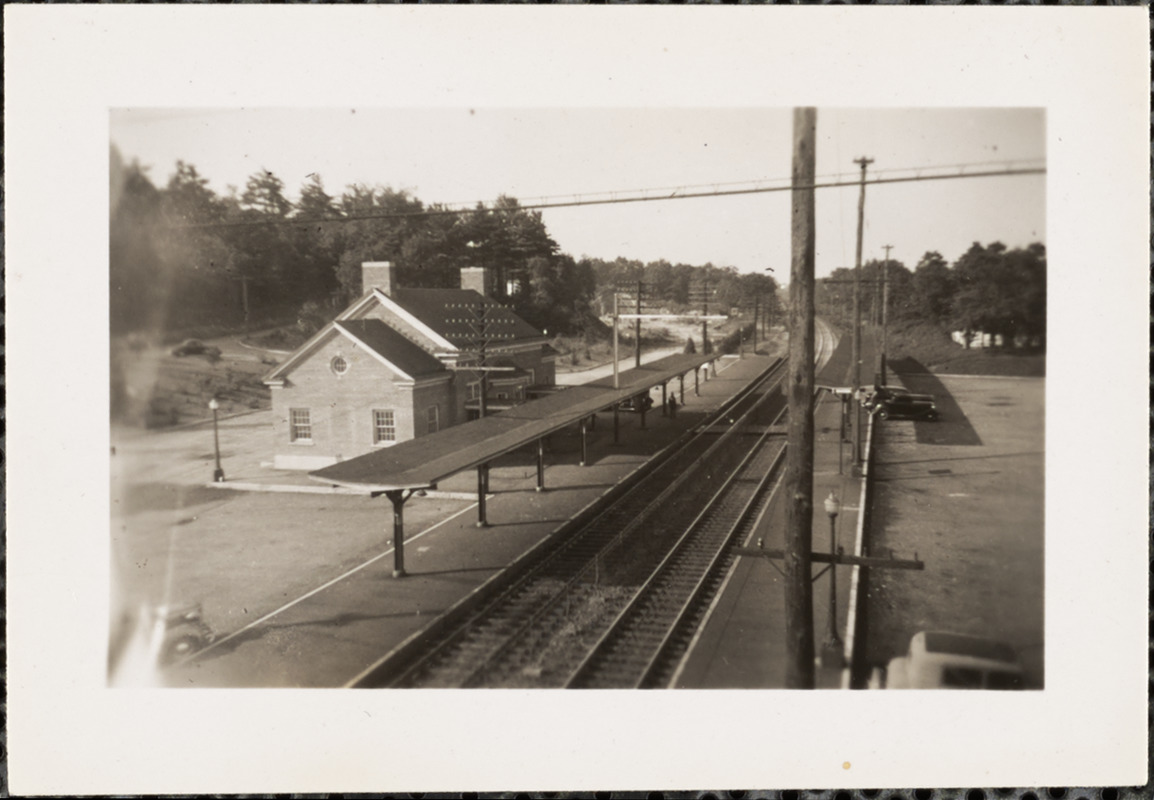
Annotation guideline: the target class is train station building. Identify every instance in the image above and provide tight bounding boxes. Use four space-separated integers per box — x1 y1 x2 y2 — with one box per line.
264 262 556 469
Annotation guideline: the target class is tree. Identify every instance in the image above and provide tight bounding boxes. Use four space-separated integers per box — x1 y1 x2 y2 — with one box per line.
879 258 914 321
290 174 342 302
332 185 427 299
521 253 597 335
460 195 558 300
948 241 1044 347
164 161 227 222
999 243 1046 346
240 170 293 218
911 251 954 322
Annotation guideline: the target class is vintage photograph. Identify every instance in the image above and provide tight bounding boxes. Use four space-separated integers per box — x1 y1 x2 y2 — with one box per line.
7 7 1147 795
108 107 1046 691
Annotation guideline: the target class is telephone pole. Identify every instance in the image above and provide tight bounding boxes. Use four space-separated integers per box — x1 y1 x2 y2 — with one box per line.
784 107 818 689
880 243 892 386
852 156 873 473
445 302 518 420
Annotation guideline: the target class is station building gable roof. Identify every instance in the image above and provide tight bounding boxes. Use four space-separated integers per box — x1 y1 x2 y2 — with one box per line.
266 283 547 387
333 319 447 379
390 288 544 344
264 316 450 385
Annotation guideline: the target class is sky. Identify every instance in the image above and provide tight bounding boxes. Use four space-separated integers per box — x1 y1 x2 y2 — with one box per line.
110 107 1045 282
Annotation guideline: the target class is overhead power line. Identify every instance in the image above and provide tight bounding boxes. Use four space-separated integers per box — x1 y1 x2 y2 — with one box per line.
167 160 1046 231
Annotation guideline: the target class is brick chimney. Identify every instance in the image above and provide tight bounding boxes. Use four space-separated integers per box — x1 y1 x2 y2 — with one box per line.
460 266 492 297
362 261 396 296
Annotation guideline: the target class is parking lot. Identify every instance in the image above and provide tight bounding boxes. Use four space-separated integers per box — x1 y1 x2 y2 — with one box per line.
863 372 1046 687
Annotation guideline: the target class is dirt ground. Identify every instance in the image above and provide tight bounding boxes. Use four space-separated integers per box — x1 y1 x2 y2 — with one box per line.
863 370 1046 687
111 464 472 649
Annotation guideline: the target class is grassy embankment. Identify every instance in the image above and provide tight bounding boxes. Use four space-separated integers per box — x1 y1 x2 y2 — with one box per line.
112 337 275 430
883 319 1045 378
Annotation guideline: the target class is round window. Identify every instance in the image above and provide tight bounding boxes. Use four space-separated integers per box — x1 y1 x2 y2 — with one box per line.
331 355 349 375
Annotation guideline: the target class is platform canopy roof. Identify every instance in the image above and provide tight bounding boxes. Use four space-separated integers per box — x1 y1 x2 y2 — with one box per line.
309 352 718 492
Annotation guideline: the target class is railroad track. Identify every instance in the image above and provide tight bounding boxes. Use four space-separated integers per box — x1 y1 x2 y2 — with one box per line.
564 431 787 688
359 358 789 688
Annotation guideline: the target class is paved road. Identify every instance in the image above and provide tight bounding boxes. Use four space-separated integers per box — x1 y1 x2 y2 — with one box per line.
554 346 683 386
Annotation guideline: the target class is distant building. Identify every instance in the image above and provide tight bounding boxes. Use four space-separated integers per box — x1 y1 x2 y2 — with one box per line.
264 262 555 470
952 330 1040 349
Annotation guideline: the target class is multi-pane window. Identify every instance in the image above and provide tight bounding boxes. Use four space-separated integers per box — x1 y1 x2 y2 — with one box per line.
289 408 312 442
467 381 480 401
373 409 396 444
427 405 440 434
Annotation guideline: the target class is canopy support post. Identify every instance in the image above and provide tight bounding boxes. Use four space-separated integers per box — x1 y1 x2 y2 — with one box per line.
661 382 668 416
381 489 415 578
476 463 490 528
536 438 546 492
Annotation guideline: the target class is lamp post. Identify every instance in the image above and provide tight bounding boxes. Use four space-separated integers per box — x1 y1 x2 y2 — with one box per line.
209 397 225 483
821 492 844 668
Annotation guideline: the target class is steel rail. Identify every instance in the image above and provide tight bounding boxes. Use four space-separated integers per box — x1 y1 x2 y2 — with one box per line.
637 442 788 688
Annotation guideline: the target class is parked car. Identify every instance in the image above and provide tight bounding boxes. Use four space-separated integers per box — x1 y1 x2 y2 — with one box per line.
171 339 222 359
870 631 1025 689
619 393 655 413
157 603 217 665
866 386 939 421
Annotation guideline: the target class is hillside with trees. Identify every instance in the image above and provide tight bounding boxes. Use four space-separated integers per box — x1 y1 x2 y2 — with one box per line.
110 147 782 348
815 241 1046 375
110 148 601 341
817 242 1045 344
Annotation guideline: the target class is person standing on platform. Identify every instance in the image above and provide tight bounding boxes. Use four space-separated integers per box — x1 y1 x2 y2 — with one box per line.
668 395 678 419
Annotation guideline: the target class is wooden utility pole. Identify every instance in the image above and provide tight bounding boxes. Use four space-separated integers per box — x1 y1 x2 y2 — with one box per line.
752 295 759 353
784 107 818 689
881 244 892 386
240 276 250 333
701 277 711 355
446 302 517 420
612 292 620 390
635 280 643 368
851 156 873 472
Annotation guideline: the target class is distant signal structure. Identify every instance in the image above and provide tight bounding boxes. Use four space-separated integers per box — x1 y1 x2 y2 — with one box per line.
614 280 661 368
610 283 725 389
688 277 721 354
443 301 519 420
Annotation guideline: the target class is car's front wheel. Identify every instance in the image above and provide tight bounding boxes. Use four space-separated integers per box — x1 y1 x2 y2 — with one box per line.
162 634 203 665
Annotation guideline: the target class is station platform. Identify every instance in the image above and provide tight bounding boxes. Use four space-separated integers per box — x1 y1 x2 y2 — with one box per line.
671 380 862 689
162 351 781 688
672 334 866 689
